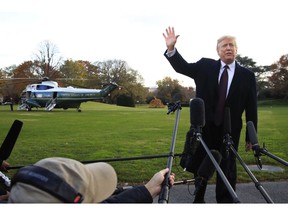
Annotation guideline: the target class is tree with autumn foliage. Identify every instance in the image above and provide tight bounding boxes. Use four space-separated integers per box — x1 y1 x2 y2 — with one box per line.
236 54 270 99
155 77 195 104
268 54 288 99
0 61 39 103
94 59 148 104
59 60 101 88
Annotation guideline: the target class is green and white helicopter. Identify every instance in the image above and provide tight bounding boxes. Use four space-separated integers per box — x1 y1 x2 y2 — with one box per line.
18 78 119 112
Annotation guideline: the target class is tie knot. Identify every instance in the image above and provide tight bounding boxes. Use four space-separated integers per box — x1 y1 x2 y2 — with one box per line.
224 65 229 70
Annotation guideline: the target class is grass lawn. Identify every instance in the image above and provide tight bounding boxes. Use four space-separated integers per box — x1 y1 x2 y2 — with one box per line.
0 100 287 186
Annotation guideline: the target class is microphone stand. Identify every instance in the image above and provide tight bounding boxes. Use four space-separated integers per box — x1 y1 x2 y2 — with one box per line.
223 134 274 203
173 179 195 185
196 133 240 203
257 144 288 167
158 101 181 203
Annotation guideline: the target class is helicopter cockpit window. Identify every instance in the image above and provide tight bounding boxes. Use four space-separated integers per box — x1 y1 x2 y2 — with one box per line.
36 85 53 90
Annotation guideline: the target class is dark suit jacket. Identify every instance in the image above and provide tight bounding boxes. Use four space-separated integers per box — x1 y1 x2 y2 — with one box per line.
102 186 153 203
165 49 258 147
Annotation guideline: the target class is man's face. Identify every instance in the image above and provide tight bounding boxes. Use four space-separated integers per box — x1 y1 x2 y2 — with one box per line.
217 38 237 64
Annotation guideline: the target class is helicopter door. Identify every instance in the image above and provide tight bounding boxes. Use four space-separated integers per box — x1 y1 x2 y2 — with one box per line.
26 91 31 99
53 92 57 99
45 92 57 111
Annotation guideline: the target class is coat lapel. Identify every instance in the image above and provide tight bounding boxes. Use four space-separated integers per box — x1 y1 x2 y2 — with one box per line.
211 60 221 106
213 60 222 85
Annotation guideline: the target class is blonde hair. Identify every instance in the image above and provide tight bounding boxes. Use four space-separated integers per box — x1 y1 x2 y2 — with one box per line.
216 35 237 51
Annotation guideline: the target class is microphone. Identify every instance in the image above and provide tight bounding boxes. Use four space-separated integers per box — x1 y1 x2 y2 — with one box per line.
181 129 199 172
0 120 23 161
181 98 205 172
190 97 205 133
188 97 205 155
197 149 222 181
246 121 262 169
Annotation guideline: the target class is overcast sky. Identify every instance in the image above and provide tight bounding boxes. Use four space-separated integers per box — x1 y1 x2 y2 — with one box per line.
1 0 287 87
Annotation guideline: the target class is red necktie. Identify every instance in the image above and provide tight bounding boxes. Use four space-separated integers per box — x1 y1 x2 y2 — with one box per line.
215 65 229 126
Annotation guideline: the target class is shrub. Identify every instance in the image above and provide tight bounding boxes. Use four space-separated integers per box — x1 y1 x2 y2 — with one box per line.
149 97 165 108
116 94 135 107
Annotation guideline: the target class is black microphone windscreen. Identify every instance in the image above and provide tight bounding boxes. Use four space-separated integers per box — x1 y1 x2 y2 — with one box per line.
246 121 258 145
190 98 205 127
0 120 23 160
224 107 231 134
197 150 222 180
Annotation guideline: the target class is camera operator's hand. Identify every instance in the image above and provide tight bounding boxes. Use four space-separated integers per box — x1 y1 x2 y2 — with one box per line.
144 168 175 199
0 160 10 172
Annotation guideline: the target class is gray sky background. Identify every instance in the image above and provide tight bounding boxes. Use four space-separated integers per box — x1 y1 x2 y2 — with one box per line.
1 0 287 87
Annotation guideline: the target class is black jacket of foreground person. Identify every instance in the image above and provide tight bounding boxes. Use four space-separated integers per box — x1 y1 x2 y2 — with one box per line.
103 186 152 203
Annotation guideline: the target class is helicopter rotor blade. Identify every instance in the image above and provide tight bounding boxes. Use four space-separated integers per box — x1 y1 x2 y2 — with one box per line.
0 120 23 160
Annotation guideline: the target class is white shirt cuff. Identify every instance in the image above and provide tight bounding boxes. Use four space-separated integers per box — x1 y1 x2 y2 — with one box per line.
165 49 176 57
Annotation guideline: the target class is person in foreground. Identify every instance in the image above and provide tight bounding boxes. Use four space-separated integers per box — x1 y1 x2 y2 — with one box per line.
7 157 175 203
163 27 257 203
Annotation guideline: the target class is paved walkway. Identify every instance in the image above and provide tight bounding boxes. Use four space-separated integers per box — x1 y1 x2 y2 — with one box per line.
154 181 288 203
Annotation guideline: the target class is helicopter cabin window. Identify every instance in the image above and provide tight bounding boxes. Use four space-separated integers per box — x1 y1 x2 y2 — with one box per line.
36 85 53 90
